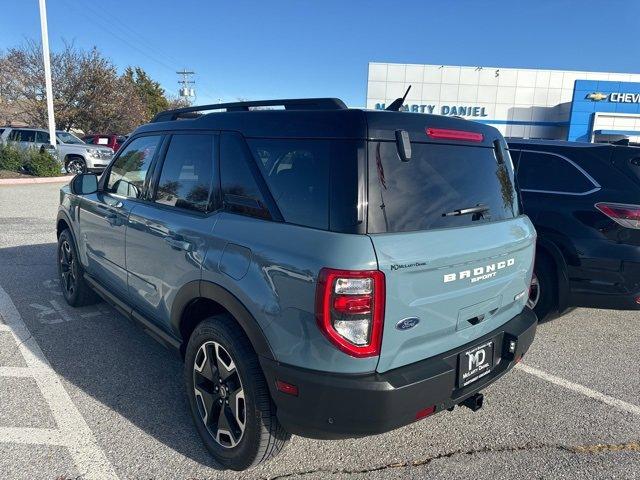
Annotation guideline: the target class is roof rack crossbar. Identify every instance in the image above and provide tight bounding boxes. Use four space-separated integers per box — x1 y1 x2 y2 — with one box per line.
151 98 347 123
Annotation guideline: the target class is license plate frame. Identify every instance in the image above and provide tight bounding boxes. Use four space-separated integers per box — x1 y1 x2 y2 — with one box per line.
458 341 494 388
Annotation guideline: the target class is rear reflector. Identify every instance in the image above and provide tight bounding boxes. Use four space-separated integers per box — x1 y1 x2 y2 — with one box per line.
426 127 484 142
276 380 299 396
595 202 640 229
415 405 436 420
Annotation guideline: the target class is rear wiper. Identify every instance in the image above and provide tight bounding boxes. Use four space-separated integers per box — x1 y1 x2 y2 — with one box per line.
442 204 490 217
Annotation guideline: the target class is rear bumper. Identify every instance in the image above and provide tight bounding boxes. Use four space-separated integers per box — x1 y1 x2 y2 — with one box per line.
261 307 537 440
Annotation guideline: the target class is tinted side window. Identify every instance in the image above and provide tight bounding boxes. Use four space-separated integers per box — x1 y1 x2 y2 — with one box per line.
220 132 271 219
248 139 334 229
155 134 215 212
20 130 36 142
9 129 35 142
36 131 50 143
106 135 161 199
518 151 595 193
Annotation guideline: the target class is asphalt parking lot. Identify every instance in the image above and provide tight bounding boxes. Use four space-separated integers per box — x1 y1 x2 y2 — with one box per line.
0 181 639 480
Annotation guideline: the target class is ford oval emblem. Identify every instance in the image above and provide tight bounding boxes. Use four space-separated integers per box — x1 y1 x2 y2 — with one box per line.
396 317 420 330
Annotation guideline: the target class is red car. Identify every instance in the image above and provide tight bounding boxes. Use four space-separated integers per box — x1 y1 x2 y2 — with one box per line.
82 134 127 152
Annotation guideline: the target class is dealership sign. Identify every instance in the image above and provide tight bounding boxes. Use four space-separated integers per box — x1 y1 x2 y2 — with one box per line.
375 103 488 117
586 92 640 103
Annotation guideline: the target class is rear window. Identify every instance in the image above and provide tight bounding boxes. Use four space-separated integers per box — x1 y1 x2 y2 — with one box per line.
367 141 518 233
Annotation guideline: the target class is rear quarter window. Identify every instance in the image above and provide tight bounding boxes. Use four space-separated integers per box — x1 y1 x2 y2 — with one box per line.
247 138 360 231
517 151 596 194
367 141 518 233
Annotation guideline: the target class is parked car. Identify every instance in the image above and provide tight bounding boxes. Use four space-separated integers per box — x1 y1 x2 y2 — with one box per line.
56 98 537 470
0 126 113 173
508 139 640 321
82 133 127 153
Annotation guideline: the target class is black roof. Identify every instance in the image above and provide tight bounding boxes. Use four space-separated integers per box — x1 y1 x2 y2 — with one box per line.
507 138 640 152
135 98 503 146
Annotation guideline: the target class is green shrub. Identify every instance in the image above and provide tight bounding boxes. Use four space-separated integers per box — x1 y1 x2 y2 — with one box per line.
0 143 24 172
23 149 62 177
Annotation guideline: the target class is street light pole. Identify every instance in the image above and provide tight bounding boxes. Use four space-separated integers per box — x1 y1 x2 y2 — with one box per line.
38 0 56 147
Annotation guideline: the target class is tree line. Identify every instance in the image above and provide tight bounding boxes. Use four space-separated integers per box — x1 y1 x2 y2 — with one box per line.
0 40 188 134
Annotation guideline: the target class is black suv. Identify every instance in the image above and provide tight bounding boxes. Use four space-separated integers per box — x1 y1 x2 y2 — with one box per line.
508 139 640 320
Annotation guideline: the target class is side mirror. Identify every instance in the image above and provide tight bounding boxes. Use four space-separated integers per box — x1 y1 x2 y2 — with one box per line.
70 173 98 195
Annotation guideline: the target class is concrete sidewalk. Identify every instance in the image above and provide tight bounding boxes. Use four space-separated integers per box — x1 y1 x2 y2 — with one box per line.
0 175 73 186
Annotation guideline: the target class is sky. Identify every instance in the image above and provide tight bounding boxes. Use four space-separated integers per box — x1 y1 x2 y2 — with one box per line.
1 0 639 107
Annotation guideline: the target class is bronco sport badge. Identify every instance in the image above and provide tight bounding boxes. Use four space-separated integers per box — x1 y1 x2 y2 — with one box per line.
443 258 515 284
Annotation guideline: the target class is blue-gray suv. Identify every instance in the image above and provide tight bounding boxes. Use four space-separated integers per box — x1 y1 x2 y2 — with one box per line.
56 98 538 470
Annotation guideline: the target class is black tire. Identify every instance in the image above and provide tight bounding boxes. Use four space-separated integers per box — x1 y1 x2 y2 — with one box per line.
57 229 99 307
528 251 557 322
65 156 87 174
184 315 290 470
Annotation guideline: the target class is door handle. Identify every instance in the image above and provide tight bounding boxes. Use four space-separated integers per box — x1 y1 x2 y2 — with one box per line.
164 236 192 252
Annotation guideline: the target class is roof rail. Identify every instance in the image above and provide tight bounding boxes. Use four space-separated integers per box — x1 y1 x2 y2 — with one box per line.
151 98 347 123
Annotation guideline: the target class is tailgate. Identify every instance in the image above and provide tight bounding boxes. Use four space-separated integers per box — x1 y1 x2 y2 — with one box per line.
370 216 536 373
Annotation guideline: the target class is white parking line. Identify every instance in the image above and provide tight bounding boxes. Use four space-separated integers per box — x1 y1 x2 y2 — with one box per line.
517 363 640 417
0 284 119 480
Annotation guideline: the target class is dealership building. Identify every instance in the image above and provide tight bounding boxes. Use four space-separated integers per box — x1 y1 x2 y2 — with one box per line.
367 63 640 143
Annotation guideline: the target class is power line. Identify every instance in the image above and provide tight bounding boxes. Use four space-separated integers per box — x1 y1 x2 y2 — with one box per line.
77 1 184 68
58 0 178 73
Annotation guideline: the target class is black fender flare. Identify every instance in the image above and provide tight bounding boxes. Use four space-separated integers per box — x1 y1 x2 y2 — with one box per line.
536 236 570 312
56 209 73 236
56 209 82 248
171 280 275 360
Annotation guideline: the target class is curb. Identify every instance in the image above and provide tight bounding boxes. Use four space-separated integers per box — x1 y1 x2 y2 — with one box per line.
0 175 74 186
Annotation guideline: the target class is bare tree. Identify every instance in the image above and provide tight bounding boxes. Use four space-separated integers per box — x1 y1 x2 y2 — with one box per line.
0 41 148 133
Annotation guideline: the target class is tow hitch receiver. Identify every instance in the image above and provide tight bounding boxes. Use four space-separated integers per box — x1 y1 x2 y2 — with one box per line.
461 392 484 412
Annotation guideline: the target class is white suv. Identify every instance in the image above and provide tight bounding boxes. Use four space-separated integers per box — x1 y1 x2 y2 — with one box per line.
0 127 113 174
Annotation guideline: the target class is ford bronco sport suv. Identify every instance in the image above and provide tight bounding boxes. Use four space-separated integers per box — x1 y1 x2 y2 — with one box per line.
508 139 640 321
56 98 537 470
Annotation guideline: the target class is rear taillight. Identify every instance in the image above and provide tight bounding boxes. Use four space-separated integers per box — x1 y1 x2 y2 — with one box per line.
426 127 484 142
315 268 385 357
595 202 640 229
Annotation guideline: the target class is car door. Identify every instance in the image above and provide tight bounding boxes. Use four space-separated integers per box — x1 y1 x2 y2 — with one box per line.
125 132 219 329
77 134 164 300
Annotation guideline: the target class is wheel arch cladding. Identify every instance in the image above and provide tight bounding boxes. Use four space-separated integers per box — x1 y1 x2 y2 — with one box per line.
56 210 75 238
56 217 69 238
171 280 275 360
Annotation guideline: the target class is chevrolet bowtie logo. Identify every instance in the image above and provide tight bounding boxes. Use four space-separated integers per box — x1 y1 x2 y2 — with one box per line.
586 92 608 101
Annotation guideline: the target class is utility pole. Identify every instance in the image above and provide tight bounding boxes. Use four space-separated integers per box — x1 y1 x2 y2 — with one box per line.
177 69 195 105
38 0 56 147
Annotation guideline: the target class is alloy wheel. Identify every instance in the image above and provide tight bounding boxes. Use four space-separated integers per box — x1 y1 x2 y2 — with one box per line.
193 341 246 449
527 273 540 309
59 240 77 297
66 159 85 174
